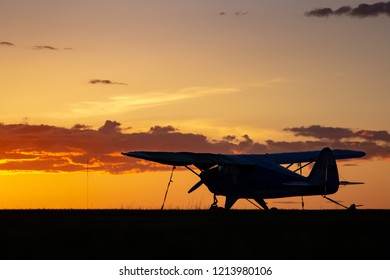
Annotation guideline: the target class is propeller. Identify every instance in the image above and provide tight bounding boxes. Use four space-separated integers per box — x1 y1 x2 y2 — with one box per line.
187 167 210 193
188 180 203 193
187 167 216 193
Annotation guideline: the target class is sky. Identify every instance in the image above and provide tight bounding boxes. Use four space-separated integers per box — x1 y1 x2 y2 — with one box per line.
1 0 389 209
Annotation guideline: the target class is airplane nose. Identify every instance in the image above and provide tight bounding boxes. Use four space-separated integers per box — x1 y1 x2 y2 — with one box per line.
199 167 224 195
199 168 215 182
187 168 216 194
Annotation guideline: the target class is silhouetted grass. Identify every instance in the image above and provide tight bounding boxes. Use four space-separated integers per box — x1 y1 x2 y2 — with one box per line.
0 209 389 259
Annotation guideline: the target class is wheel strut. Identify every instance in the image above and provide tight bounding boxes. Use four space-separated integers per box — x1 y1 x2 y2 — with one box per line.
209 194 220 209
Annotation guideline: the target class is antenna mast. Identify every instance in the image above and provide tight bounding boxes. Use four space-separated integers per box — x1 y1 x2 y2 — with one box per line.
86 159 89 209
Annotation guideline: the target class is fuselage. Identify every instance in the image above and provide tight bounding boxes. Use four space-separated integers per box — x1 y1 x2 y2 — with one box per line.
201 163 339 200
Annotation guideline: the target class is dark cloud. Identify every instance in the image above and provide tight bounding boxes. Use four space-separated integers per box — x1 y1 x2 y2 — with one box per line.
0 122 388 174
71 124 92 130
34 45 58 50
334 6 353 15
305 2 390 17
89 79 127 85
0 121 236 174
223 135 237 142
0 41 14 46
34 45 72 50
306 8 334 17
236 134 266 153
285 125 390 143
352 2 390 17
355 129 390 142
284 125 390 159
2 43 71 50
264 139 327 153
218 11 248 16
97 120 122 134
148 125 177 134
234 11 248 16
285 125 355 140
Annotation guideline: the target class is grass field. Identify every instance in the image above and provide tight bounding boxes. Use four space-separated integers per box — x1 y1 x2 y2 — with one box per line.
0 210 389 260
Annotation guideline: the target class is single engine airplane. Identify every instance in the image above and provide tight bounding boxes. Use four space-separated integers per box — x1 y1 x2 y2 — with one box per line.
122 147 365 210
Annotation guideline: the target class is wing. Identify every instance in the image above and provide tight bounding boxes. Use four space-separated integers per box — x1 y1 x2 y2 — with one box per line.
122 148 366 169
121 151 255 170
258 149 366 164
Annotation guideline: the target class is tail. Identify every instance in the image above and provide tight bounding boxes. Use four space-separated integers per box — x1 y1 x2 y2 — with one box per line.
308 147 339 195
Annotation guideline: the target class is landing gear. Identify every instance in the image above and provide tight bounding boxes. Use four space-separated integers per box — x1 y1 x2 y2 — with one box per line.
209 194 224 210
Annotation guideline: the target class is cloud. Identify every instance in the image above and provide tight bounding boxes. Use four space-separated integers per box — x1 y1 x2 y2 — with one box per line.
223 135 237 142
234 11 248 16
305 2 390 17
89 79 127 85
355 129 390 142
0 41 14 46
34 45 58 50
285 125 355 140
34 45 72 50
305 8 336 17
284 125 390 143
284 125 390 159
0 121 236 174
97 120 122 134
351 2 390 17
0 122 388 174
247 77 291 89
149 125 177 134
70 86 239 117
0 43 72 50
71 124 92 130
219 11 248 16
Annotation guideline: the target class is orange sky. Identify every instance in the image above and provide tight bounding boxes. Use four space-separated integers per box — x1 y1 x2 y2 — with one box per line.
1 0 390 209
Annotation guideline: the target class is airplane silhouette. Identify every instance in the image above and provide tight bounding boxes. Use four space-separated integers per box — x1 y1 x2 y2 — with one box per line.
122 147 365 210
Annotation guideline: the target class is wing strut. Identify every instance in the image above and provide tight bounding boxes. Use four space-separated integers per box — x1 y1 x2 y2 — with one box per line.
292 161 313 173
245 199 262 210
323 195 362 210
161 165 176 210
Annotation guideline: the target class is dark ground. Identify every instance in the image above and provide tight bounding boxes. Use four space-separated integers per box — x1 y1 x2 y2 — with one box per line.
0 210 389 260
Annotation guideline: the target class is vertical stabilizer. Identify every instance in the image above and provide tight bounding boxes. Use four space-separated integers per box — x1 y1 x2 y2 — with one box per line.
308 147 339 194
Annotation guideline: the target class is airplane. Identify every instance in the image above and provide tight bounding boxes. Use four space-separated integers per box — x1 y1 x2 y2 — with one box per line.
122 147 366 210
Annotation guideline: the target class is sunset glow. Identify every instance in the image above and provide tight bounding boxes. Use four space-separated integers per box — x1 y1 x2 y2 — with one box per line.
1 0 389 209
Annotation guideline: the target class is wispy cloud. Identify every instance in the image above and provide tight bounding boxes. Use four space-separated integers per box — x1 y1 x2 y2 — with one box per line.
0 122 388 174
247 77 291 88
1 43 72 50
89 79 127 85
219 11 248 16
305 2 390 18
34 45 58 50
70 86 240 116
0 41 14 46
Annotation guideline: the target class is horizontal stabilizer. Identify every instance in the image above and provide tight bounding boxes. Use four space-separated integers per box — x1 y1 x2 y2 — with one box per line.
339 181 364 186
